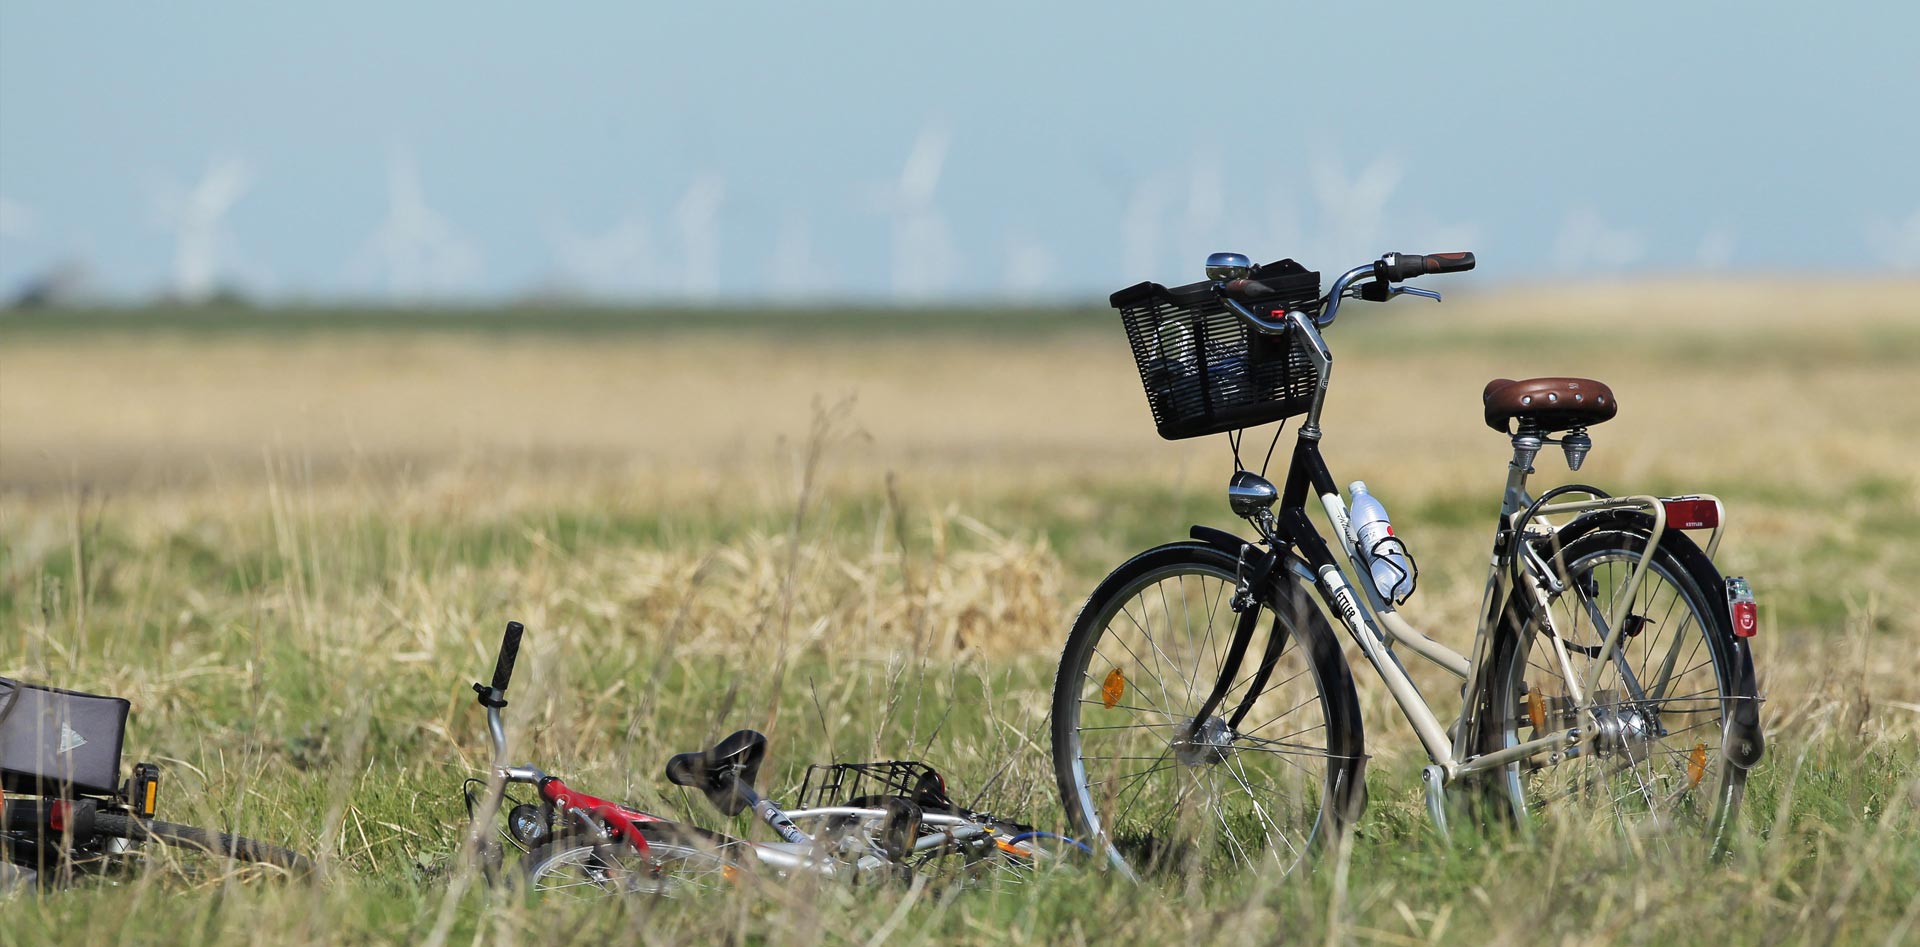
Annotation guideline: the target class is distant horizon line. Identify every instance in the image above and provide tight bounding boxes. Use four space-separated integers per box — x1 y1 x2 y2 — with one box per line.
6 270 1918 315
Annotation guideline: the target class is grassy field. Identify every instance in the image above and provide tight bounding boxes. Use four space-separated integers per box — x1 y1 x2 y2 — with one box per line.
2 281 1917 945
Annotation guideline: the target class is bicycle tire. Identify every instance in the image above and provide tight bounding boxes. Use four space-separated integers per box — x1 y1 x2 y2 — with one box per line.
1474 515 1756 854
1051 542 1365 877
92 813 312 873
520 822 746 899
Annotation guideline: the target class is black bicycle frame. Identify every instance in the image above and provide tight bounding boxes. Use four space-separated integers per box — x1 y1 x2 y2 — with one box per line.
1181 434 1347 743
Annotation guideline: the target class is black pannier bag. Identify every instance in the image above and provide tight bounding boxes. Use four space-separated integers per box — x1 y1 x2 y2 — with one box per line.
1111 258 1321 440
0 677 131 798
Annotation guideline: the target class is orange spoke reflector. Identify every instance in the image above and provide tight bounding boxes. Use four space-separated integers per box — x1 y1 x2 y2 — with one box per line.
995 839 1033 858
722 864 741 884
1101 668 1126 709
1526 690 1546 731
1687 743 1708 789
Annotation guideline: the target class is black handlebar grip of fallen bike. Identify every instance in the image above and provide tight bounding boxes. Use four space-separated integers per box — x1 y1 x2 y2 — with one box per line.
490 621 525 694
1379 251 1477 281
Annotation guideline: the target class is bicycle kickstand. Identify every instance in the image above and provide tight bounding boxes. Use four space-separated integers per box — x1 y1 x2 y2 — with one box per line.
1422 765 1451 841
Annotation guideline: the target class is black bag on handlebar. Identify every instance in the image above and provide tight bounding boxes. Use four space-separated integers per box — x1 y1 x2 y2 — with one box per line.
1110 259 1320 440
0 677 131 798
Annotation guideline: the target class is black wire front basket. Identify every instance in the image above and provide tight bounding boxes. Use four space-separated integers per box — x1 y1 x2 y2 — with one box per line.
1110 259 1321 440
798 761 955 811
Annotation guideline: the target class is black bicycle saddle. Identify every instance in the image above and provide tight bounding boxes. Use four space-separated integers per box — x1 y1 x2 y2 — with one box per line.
664 729 768 817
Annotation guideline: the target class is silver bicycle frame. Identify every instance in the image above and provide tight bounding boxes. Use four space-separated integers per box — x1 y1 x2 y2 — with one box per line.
725 805 999 875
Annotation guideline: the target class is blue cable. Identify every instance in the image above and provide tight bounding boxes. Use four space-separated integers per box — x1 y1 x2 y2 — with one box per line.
1005 831 1093 856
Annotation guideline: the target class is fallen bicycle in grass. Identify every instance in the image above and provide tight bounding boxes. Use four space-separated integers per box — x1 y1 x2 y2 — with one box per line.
460 620 1090 898
1 677 312 888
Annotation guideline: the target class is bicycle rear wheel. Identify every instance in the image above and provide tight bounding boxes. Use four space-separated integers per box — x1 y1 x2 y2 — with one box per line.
1478 518 1757 854
1051 542 1365 877
520 822 744 900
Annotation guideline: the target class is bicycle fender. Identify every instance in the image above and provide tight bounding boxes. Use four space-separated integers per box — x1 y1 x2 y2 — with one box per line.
1189 525 1313 577
1189 524 1258 557
1724 638 1765 769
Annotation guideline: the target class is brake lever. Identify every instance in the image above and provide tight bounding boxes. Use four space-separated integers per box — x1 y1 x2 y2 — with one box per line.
1357 280 1443 304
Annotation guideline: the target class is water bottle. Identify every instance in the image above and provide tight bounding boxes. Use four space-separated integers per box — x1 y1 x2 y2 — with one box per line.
1348 481 1414 602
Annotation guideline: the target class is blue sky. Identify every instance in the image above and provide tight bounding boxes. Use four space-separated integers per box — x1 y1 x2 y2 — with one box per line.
1 1 1915 302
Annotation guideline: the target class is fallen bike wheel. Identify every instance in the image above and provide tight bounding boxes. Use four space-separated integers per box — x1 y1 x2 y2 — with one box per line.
1051 543 1366 877
520 823 744 900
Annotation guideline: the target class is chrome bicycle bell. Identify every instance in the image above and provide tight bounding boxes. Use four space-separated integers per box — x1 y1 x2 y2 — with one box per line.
1206 251 1251 282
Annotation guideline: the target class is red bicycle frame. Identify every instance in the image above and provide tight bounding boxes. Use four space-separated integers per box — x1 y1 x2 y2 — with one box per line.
533 776 665 858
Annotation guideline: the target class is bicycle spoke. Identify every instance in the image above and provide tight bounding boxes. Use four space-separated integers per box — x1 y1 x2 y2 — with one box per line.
1077 697 1179 718
1223 752 1301 863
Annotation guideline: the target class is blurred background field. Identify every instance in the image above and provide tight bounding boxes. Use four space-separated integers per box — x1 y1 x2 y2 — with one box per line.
3 283 1917 944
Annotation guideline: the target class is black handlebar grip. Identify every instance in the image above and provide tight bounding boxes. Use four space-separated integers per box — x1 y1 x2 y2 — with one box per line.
1222 277 1308 304
490 621 524 694
1422 251 1476 274
1380 251 1476 280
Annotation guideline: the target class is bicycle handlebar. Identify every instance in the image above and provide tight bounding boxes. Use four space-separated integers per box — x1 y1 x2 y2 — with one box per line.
473 620 524 710
491 621 524 694
1377 251 1475 281
1214 251 1478 335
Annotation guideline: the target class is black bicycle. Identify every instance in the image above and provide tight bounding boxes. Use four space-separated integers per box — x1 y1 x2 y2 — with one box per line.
1051 251 1764 878
1 677 312 886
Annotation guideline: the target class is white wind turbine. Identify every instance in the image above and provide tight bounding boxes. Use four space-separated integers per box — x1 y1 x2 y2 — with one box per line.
879 124 956 300
157 157 253 301
770 207 827 298
1000 230 1057 300
0 194 34 241
1552 208 1645 272
1179 154 1226 267
357 149 481 300
1867 208 1920 271
547 212 657 299
673 175 725 300
1121 178 1169 283
1308 154 1404 265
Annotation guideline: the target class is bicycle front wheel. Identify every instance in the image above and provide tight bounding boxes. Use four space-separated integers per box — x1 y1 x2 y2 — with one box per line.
1479 518 1757 853
520 823 744 900
1051 542 1365 877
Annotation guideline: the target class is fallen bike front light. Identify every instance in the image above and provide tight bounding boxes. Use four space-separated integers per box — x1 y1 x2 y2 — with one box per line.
507 803 551 847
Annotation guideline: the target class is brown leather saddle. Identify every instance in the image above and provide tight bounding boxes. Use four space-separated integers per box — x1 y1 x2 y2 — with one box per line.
1483 377 1617 433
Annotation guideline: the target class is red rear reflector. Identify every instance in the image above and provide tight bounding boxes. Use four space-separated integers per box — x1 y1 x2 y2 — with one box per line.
49 800 69 832
1661 498 1719 530
1727 576 1757 638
